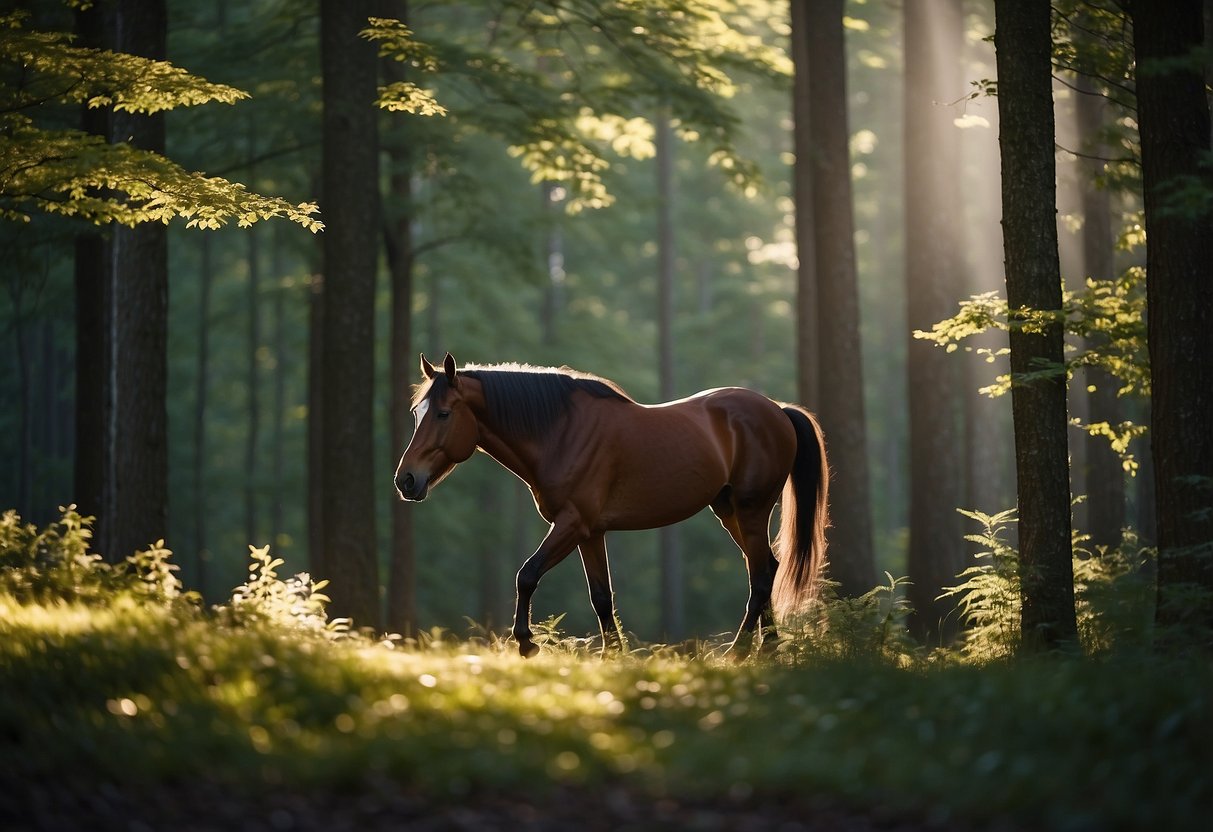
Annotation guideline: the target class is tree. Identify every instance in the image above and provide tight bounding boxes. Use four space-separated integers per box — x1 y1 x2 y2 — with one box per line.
1073 71 1125 552
655 103 684 641
1 5 320 561
789 0 817 410
904 0 967 644
107 0 170 562
319 0 382 628
382 0 417 636
801 0 876 597
1127 0 1213 642
993 0 1077 651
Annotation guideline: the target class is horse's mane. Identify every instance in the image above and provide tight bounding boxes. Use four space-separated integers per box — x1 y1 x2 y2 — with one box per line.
417 362 632 439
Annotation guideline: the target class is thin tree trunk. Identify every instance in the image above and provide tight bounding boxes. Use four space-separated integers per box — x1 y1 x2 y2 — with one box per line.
320 0 382 628
805 0 876 596
1074 72 1124 553
13 284 31 519
307 264 325 577
1128 0 1213 641
269 226 286 549
994 0 1077 651
193 233 213 595
73 2 110 543
244 143 261 548
383 0 416 636
479 480 502 630
789 0 818 409
655 104 684 641
540 181 565 347
904 0 967 645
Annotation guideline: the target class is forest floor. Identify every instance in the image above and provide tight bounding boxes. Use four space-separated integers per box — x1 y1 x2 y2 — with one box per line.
0 594 1207 832
10 778 982 832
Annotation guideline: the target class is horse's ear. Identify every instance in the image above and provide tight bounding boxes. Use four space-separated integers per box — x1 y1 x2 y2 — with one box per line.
442 352 458 385
420 353 436 380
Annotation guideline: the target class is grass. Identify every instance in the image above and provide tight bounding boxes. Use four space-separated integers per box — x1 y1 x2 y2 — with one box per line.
0 594 1208 831
1 508 1209 830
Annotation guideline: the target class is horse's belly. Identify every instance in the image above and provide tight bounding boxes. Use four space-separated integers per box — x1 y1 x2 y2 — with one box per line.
598 436 727 530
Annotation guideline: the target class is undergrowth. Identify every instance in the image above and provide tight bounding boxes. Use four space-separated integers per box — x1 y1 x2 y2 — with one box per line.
0 507 1209 831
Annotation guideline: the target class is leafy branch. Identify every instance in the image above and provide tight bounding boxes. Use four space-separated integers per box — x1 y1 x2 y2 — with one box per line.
0 12 321 231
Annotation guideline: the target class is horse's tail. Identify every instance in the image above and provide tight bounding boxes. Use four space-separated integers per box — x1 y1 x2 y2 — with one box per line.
771 404 830 621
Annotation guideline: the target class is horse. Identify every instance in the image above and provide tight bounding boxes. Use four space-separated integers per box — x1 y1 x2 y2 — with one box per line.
394 353 830 659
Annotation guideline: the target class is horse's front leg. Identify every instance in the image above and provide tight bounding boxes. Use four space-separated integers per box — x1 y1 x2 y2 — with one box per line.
578 534 626 655
512 515 584 658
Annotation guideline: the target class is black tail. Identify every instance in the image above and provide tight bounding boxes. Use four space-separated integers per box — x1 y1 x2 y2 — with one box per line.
771 405 830 620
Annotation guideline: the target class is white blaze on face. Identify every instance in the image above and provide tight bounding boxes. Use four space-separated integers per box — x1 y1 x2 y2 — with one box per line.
412 399 430 436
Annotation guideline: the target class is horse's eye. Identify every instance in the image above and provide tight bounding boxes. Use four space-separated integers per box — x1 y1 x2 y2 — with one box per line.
436 410 451 420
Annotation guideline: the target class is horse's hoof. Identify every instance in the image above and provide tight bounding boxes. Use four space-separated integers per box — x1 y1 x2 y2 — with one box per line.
518 640 540 659
724 642 752 663
759 636 783 655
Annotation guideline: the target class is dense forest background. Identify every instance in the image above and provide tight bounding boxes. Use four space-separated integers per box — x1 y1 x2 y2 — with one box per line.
0 0 1192 644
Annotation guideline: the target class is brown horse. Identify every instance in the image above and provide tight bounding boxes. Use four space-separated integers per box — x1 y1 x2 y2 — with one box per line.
394 353 829 658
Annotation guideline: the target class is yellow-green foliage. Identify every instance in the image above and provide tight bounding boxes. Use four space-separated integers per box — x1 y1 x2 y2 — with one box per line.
0 509 1208 829
0 11 321 230
941 508 1156 660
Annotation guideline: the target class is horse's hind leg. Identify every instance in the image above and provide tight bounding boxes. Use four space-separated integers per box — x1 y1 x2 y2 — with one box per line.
713 500 780 660
578 534 626 654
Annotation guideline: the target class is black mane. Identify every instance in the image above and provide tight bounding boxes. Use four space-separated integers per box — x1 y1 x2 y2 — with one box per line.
421 363 632 439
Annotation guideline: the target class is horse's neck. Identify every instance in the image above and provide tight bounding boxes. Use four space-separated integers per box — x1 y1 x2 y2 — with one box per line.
466 390 543 487
476 426 539 485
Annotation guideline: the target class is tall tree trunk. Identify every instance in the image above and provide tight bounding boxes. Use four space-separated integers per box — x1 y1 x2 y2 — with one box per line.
1128 1 1213 642
242 228 259 548
904 0 967 644
382 0 416 636
789 0 818 409
73 2 110 543
108 0 169 561
655 104 684 640
479 480 503 630
804 0 876 596
994 0 1077 651
320 0 382 628
269 225 286 549
244 147 261 548
307 264 325 577
540 181 565 348
13 282 31 519
1074 72 1124 553
193 233 213 595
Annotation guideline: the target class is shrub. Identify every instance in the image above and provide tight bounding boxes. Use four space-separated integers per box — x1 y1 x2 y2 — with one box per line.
220 544 348 638
777 572 916 664
941 507 1158 659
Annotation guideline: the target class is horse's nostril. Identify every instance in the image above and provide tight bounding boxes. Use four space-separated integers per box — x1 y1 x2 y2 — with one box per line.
401 472 415 493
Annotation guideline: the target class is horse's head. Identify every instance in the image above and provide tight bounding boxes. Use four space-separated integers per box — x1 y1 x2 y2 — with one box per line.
394 353 479 501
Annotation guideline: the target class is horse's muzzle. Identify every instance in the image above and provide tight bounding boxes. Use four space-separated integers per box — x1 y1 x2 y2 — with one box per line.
395 471 429 502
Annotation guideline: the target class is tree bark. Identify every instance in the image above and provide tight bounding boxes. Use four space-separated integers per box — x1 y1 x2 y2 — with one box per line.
73 2 110 545
320 0 382 628
656 104 684 640
904 0 968 644
804 0 876 596
269 225 286 550
1074 72 1125 553
193 232 213 595
107 0 169 561
994 0 1077 651
1128 0 1213 642
789 0 818 410
382 0 417 637
244 148 262 549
